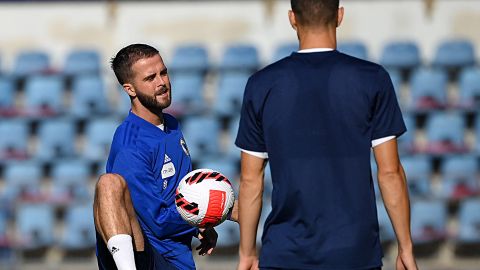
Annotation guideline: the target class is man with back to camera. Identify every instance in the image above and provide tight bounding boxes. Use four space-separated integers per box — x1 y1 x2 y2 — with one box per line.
93 44 223 270
235 1 418 270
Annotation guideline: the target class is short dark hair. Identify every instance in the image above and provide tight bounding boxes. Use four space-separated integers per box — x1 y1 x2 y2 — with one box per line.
291 0 339 27
111 44 159 85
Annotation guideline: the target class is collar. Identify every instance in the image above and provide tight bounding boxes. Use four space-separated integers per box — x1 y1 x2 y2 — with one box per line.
298 48 334 53
127 111 168 134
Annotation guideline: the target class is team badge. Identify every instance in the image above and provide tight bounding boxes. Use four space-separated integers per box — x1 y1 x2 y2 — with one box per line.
180 138 190 156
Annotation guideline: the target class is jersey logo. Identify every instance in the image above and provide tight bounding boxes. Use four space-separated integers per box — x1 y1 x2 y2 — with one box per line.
180 138 190 156
110 246 119 255
161 161 175 180
164 154 171 163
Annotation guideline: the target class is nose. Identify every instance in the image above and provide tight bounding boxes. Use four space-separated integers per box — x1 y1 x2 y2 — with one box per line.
157 75 166 86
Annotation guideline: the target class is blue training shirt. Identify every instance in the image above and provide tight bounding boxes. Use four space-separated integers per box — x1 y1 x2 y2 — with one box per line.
235 50 406 269
106 111 197 270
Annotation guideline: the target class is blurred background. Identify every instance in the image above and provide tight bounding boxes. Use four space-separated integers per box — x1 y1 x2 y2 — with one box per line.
0 0 479 269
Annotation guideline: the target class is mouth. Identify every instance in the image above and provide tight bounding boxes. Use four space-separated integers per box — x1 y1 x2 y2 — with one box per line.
156 87 169 96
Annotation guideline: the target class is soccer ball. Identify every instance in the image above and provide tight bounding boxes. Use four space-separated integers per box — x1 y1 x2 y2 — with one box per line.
175 168 235 227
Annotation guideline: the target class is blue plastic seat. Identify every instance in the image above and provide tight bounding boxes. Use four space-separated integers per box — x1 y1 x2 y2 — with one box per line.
51 159 91 203
197 158 239 190
83 118 120 161
16 204 55 250
458 67 480 109
35 118 76 160
13 50 50 77
476 116 480 153
70 75 110 118
388 69 402 99
24 75 64 116
169 73 205 115
115 86 132 117
226 116 241 158
214 220 240 249
169 44 209 74
401 156 432 198
456 198 480 244
0 119 29 160
0 76 15 115
64 49 100 76
337 41 368 60
409 68 448 111
397 114 415 153
3 162 42 202
380 41 421 71
424 112 467 154
213 72 249 117
376 201 395 243
433 39 476 69
0 210 9 247
272 42 298 62
411 200 447 244
60 204 96 250
219 44 259 73
440 156 479 201
181 116 220 160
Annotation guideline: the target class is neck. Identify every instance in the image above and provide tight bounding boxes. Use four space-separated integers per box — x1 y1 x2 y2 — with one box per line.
131 102 164 126
297 26 337 51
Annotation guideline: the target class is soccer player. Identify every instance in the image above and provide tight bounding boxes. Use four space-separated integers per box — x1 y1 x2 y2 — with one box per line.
93 44 218 270
235 1 418 270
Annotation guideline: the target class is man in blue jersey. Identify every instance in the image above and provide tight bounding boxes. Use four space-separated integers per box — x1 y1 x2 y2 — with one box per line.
236 1 418 270
93 44 219 270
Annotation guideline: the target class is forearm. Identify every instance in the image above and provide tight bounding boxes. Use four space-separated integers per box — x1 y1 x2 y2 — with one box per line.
378 165 413 251
239 175 263 257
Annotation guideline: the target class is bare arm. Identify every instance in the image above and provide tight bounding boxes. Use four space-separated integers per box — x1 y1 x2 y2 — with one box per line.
373 139 417 270
237 151 267 270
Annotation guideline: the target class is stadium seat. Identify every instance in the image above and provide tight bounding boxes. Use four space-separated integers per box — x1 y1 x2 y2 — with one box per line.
380 41 421 73
440 156 479 201
115 86 131 117
458 67 480 109
409 68 448 111
0 210 9 248
70 75 110 118
83 117 120 161
169 44 209 74
196 158 239 190
476 115 480 153
59 204 96 251
376 201 395 244
63 49 101 77
388 69 402 100
401 156 433 198
424 112 468 154
35 118 77 160
411 200 447 245
50 159 91 204
226 116 240 158
455 198 480 254
12 50 50 78
3 161 43 202
397 113 415 153
213 72 249 117
169 73 205 115
181 115 221 160
0 119 29 160
272 42 298 62
15 203 55 251
433 39 476 70
219 44 259 73
214 221 240 250
0 76 16 116
337 41 368 60
24 74 64 116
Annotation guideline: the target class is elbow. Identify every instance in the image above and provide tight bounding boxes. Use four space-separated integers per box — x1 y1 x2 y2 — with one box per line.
377 164 403 181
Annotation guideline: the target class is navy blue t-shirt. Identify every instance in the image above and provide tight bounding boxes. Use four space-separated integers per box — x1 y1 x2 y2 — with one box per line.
235 50 406 269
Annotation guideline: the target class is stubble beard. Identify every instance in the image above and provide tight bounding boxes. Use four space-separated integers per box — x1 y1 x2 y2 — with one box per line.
136 85 171 115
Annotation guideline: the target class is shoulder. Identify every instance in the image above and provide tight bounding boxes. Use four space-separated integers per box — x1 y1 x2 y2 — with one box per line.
334 51 385 74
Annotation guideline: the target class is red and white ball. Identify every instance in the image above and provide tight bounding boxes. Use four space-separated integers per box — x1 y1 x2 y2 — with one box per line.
175 168 235 227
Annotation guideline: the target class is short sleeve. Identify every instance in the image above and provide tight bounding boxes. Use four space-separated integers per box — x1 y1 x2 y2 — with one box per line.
235 76 267 152
371 68 407 140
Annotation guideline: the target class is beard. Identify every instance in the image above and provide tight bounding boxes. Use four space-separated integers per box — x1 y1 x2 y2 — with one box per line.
135 85 171 114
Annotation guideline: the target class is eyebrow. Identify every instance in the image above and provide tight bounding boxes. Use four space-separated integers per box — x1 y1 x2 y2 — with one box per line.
142 73 156 81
